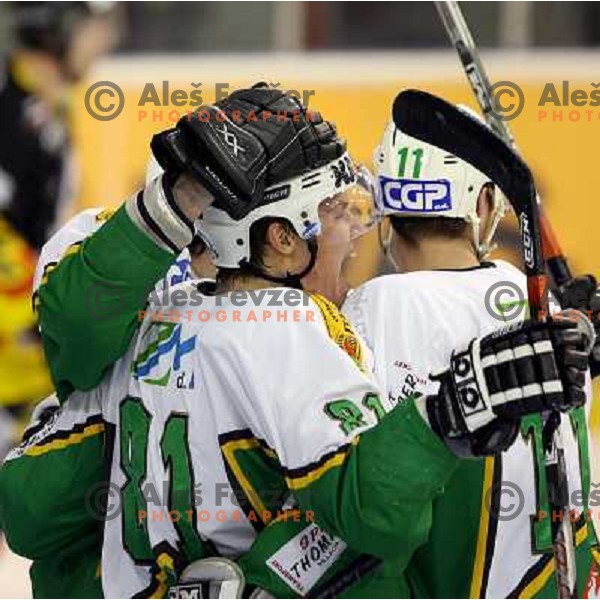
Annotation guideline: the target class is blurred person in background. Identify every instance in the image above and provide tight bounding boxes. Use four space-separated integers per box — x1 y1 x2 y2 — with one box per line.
0 2 117 458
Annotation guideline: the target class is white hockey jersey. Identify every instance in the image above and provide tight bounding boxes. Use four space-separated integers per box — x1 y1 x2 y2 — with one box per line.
92 286 384 598
31 209 422 597
343 260 599 598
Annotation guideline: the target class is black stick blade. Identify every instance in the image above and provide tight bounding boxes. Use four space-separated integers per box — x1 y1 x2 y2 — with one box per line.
392 89 533 215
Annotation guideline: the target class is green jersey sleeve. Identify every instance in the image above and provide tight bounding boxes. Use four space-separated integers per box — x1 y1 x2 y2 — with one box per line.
236 400 457 598
0 389 105 558
30 535 104 599
291 398 458 566
36 204 174 401
0 390 106 598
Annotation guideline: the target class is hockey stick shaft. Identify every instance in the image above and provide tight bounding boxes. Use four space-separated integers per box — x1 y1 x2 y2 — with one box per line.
435 0 572 288
435 2 577 597
435 1 547 315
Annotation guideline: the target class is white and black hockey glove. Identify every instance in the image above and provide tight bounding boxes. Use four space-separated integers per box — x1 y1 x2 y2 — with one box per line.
555 274 600 378
422 314 591 458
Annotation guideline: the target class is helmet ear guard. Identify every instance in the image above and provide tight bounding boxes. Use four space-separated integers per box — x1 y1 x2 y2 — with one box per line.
473 184 508 259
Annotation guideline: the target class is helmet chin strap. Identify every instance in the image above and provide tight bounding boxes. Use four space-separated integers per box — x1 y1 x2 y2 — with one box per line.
238 238 319 290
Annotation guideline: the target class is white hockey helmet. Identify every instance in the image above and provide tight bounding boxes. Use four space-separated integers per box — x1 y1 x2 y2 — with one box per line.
373 110 507 259
145 153 163 185
199 152 375 269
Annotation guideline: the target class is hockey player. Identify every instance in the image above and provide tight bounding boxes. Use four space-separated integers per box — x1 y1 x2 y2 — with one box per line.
2 1 117 247
1 86 592 598
1 84 380 597
341 90 600 598
89 102 591 597
0 164 214 598
0 83 358 598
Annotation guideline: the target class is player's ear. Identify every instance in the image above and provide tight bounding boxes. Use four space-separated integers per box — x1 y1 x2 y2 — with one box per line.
265 221 298 257
476 183 495 225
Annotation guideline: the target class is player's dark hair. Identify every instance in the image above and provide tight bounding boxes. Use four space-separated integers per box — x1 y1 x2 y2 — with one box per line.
390 183 494 247
389 216 469 247
216 217 298 287
187 235 207 258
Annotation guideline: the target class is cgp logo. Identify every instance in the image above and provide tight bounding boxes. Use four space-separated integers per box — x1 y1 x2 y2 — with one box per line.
380 177 452 213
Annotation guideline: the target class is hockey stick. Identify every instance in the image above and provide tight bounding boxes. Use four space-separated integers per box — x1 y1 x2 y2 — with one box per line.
434 3 577 596
434 0 572 288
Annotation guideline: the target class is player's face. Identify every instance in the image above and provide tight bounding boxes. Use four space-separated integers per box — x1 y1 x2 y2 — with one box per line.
189 248 217 281
318 194 356 260
301 185 376 305
319 185 376 262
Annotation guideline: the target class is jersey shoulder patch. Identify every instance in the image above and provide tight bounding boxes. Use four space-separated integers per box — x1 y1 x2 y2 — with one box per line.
310 293 365 371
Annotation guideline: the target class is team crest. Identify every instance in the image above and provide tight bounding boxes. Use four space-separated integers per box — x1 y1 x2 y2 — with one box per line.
310 293 365 371
132 322 196 389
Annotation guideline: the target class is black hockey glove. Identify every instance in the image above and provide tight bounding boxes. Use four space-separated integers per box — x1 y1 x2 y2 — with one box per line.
151 83 345 220
555 275 600 378
422 314 591 458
